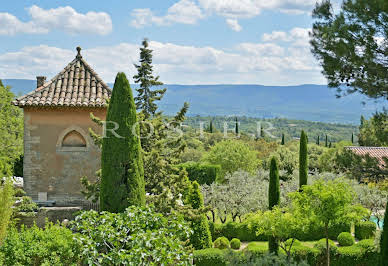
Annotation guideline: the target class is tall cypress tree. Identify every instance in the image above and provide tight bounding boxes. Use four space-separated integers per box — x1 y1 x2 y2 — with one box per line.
188 181 212 249
281 133 285 145
209 120 213 133
268 157 280 254
380 200 388 266
100 72 145 212
235 117 239 135
325 135 328 147
299 130 308 189
260 126 265 138
133 38 166 119
316 135 320 145
351 133 354 144
329 142 332 148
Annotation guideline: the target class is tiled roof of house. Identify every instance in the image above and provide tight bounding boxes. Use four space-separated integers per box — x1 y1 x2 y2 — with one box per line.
345 146 388 166
13 47 111 108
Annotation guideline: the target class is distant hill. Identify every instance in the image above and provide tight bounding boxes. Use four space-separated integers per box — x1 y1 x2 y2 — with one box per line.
3 79 386 124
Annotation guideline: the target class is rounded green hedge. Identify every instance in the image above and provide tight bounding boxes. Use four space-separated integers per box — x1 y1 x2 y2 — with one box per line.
213 237 230 249
285 238 301 247
230 238 241 250
337 232 354 246
354 221 376 240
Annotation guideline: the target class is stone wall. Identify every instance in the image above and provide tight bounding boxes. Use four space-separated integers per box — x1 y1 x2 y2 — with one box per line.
23 107 106 206
16 207 82 228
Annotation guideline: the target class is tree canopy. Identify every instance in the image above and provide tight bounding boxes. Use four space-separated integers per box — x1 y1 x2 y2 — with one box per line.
310 0 388 99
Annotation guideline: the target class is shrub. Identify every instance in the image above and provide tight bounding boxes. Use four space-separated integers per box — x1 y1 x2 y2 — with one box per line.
314 238 338 255
355 221 376 240
331 245 380 266
71 206 192 265
0 223 80 266
244 241 268 257
193 248 227 266
337 232 354 246
0 177 14 243
285 238 302 247
230 238 241 250
179 162 220 185
213 237 230 249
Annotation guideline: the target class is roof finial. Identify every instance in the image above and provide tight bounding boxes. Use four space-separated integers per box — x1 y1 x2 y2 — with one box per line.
76 46 82 59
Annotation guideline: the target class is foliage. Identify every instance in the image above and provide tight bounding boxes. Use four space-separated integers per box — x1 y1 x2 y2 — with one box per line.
230 238 241 250
266 146 298 179
179 162 220 185
318 141 352 172
310 0 388 99
269 157 280 210
0 223 80 266
299 130 308 188
187 181 212 250
380 199 388 266
202 170 268 223
13 196 38 217
202 140 259 180
213 237 230 249
193 248 227 266
100 72 145 212
0 81 23 177
337 232 354 246
70 206 192 265
133 38 166 119
12 155 23 177
289 178 369 265
0 177 14 243
358 110 388 146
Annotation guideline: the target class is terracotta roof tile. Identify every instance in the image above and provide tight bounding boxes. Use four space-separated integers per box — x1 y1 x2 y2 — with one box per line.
13 47 111 108
345 146 388 167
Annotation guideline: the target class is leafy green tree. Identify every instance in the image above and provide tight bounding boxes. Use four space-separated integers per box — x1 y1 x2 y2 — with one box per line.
380 199 388 266
290 178 369 266
100 72 145 212
187 181 212 249
202 140 259 180
0 178 14 244
299 130 308 189
358 110 388 147
133 38 166 119
71 206 192 265
267 146 298 179
0 81 23 176
310 0 388 99
268 157 280 254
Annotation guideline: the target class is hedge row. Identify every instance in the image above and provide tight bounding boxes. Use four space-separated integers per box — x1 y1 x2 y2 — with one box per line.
209 221 351 242
354 221 376 240
193 239 379 266
179 162 221 185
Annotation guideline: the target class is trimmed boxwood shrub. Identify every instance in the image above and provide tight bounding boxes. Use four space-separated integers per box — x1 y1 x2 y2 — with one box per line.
355 221 376 240
331 245 379 266
285 238 302 247
213 237 230 249
179 162 221 185
337 232 355 246
230 238 241 250
193 248 227 266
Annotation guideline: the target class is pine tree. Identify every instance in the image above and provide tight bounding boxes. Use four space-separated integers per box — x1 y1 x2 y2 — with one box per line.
188 181 212 249
100 72 145 212
268 157 280 254
235 117 239 135
380 200 388 266
133 38 167 119
299 130 308 189
316 135 320 145
325 135 328 147
281 133 285 145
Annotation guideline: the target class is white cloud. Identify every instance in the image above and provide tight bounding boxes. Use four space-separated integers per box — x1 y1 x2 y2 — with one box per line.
130 0 204 28
198 0 261 18
226 19 242 32
262 27 310 47
0 5 112 36
0 39 323 85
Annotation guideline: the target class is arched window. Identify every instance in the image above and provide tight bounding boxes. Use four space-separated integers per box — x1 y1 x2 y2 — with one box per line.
56 126 89 152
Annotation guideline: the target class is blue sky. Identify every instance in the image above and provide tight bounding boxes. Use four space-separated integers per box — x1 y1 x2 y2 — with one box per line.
0 0 334 85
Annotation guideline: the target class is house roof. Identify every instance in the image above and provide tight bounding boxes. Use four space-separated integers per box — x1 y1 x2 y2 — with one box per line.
345 146 388 166
13 47 111 108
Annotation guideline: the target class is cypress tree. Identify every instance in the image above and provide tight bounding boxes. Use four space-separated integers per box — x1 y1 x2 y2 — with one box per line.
299 130 308 189
281 133 285 145
380 200 388 266
268 157 280 254
209 120 213 133
235 117 239 135
329 142 332 148
351 133 354 144
188 181 212 249
100 72 145 212
133 38 166 119
325 135 328 147
260 126 265 138
316 135 320 145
